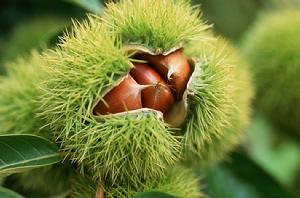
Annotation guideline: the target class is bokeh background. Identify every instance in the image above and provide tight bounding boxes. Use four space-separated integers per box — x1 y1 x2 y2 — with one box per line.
0 0 300 197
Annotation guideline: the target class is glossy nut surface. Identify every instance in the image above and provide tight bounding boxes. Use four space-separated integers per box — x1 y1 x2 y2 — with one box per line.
94 50 191 116
130 62 164 85
130 63 175 114
137 49 191 100
93 74 143 115
142 83 174 114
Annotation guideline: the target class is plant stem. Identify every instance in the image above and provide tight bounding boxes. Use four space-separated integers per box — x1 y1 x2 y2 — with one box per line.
95 181 104 198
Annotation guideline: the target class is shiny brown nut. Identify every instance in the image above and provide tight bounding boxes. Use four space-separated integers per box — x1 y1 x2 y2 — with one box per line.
93 74 143 115
130 62 175 114
137 49 191 100
141 83 175 114
130 62 164 85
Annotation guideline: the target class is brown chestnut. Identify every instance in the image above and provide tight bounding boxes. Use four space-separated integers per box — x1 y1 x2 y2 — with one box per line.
137 49 191 100
130 63 175 114
93 74 143 115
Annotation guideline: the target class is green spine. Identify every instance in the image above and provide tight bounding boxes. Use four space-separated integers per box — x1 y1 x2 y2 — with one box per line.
39 16 181 184
0 0 253 196
103 0 210 52
103 0 253 162
0 52 73 195
184 37 253 161
0 52 46 135
71 165 203 198
241 10 300 139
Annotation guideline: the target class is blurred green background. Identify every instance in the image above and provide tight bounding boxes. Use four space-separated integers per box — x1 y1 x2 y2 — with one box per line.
0 0 299 197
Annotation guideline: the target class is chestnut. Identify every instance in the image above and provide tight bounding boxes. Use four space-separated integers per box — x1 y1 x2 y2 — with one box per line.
93 74 143 115
130 63 175 114
93 50 190 116
137 49 191 100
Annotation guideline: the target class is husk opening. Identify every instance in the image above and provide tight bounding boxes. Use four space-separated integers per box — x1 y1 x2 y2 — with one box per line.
92 45 202 128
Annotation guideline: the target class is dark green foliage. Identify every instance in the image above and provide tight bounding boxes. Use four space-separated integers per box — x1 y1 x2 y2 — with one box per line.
204 152 291 198
0 186 23 198
246 115 300 187
195 0 262 42
0 16 69 64
5 163 74 196
0 135 60 174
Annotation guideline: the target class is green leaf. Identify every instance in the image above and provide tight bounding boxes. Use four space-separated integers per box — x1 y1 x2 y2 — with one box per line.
0 186 24 198
224 152 290 198
247 115 300 187
206 166 262 198
134 191 180 198
0 134 61 175
66 0 103 14
204 151 291 198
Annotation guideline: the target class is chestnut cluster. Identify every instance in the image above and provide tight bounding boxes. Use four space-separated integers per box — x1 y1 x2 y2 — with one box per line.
93 49 191 116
